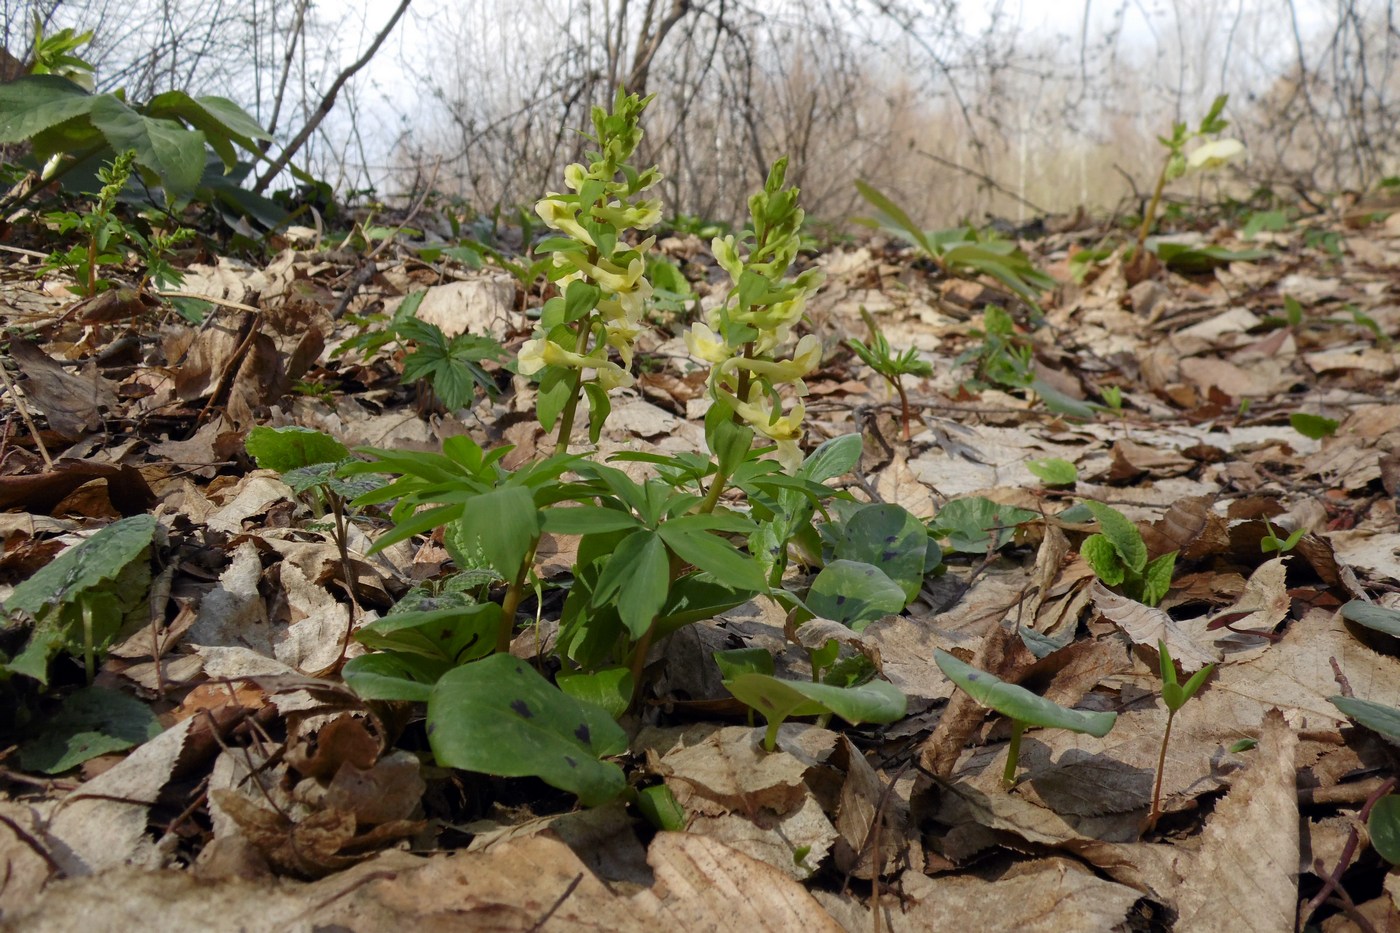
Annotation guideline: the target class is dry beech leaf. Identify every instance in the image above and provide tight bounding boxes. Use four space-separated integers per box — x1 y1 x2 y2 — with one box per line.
656 725 813 817
1174 709 1299 932
1091 581 1221 671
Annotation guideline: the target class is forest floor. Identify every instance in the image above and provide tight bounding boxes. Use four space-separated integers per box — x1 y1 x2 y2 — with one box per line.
1 198 1398 931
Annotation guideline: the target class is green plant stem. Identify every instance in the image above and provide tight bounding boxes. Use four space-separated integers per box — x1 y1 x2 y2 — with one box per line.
497 541 539 654
1134 158 1171 258
81 599 95 684
552 316 596 457
1146 709 1176 834
892 376 913 441
627 623 656 705
1003 720 1025 788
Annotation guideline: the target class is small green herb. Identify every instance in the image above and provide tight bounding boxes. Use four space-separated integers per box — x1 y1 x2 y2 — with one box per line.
1145 641 1214 833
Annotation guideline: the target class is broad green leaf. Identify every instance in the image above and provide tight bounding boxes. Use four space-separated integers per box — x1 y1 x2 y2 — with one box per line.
449 486 540 581
1369 796 1400 865
854 180 933 254
653 574 756 638
556 666 633 720
935 649 1117 737
724 672 907 751
1080 534 1125 586
657 520 767 593
341 652 445 702
930 497 1037 554
592 531 670 638
806 560 908 630
245 425 349 472
1149 240 1268 273
1026 458 1078 486
830 503 928 602
713 647 775 680
353 604 500 664
4 514 156 620
636 784 687 831
1290 412 1339 440
1141 551 1177 606
563 280 601 322
428 654 627 806
540 505 641 535
1330 695 1400 746
1082 501 1146 572
1341 600 1400 639
18 685 162 774
88 96 206 202
0 75 97 144
797 434 862 484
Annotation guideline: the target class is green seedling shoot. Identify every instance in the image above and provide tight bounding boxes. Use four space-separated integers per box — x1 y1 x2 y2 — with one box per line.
847 307 933 441
1078 500 1176 606
935 648 1117 788
1146 640 1214 834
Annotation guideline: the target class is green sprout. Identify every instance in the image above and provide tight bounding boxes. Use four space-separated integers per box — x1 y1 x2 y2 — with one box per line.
847 307 933 441
1146 640 1214 834
935 649 1117 788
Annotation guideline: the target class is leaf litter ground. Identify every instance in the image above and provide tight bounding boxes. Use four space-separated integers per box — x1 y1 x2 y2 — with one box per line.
0 206 1399 931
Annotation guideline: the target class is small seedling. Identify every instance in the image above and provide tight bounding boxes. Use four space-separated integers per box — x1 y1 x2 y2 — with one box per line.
1289 412 1339 440
1078 500 1176 606
1026 458 1078 487
1259 516 1304 554
1145 640 1214 833
847 307 934 441
935 648 1117 788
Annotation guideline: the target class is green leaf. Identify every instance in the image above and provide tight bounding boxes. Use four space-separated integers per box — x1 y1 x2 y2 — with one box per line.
930 497 1037 554
797 434 862 484
563 280 601 323
245 425 349 473
935 649 1117 736
449 487 540 581
805 560 908 631
592 531 670 639
1289 412 1339 440
4 514 156 621
1026 458 1078 486
713 647 775 680
1369 796 1400 865
1080 534 1125 586
1341 600 1400 639
1140 551 1177 606
1330 695 1400 746
724 672 906 751
657 519 768 593
1150 240 1269 273
637 784 687 831
1082 501 1147 573
341 652 444 702
18 686 162 774
540 505 641 535
353 604 501 664
427 654 628 806
854 180 933 254
556 666 633 720
830 503 928 602
0 75 98 144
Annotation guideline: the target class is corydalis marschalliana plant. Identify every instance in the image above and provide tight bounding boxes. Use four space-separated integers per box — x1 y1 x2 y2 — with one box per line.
518 89 663 453
1134 93 1246 260
686 157 825 473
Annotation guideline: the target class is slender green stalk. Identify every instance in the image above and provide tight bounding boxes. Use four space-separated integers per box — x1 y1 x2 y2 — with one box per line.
1003 720 1025 788
81 599 95 684
497 541 539 654
551 319 594 457
1134 158 1171 259
1146 709 1176 833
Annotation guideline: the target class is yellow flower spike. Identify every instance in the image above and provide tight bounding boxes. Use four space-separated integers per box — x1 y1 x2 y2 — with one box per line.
535 198 594 246
685 321 731 365
518 337 632 387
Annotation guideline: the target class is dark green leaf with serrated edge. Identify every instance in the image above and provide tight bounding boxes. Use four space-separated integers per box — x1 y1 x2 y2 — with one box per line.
428 654 627 806
806 560 908 630
18 686 162 774
4 514 156 621
930 497 1037 554
935 649 1117 736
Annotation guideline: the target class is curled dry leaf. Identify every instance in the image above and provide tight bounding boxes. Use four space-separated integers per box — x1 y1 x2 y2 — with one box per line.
1090 580 1221 671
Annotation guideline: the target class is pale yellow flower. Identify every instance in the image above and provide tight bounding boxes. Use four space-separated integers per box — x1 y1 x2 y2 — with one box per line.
535 197 594 246
1186 138 1245 171
685 321 731 365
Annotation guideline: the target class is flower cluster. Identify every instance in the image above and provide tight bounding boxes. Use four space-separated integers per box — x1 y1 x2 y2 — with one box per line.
685 158 825 470
517 90 663 446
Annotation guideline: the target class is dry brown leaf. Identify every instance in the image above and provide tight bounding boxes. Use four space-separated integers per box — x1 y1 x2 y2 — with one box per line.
656 725 812 817
1173 708 1299 933
1091 581 1221 671
8 339 116 439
